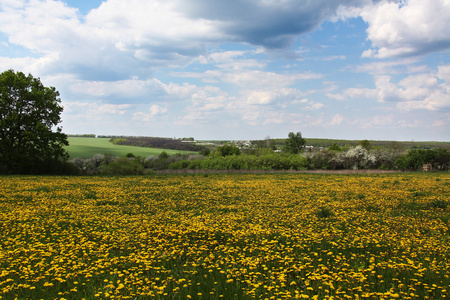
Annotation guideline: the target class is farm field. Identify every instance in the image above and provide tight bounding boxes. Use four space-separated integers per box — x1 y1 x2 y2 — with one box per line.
0 173 449 299
65 137 196 158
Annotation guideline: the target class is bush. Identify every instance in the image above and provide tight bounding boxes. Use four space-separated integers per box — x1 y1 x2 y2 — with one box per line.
168 153 309 171
100 157 145 175
216 144 241 156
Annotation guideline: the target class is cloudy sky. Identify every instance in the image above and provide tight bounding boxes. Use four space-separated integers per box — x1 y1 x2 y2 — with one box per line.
1 0 449 141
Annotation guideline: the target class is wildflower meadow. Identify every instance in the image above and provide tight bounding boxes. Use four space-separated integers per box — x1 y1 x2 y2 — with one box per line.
0 173 449 299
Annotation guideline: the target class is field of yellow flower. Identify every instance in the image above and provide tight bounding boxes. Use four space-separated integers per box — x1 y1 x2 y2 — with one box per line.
0 173 449 299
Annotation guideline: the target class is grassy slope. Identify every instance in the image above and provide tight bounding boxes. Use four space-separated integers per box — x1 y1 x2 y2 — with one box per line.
65 137 197 158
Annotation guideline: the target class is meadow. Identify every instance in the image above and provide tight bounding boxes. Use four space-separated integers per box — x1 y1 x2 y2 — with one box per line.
65 137 196 158
0 173 449 299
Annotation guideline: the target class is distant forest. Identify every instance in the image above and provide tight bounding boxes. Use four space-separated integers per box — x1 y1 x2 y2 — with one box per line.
109 137 205 152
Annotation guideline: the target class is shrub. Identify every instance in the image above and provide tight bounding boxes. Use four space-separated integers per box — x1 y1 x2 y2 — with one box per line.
168 153 309 171
100 157 145 175
216 144 241 156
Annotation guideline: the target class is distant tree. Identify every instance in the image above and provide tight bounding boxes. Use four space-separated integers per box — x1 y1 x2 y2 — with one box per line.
216 144 241 156
329 143 342 152
125 152 136 158
359 139 371 150
433 148 450 169
0 70 69 174
397 148 450 171
159 151 169 159
200 148 211 156
388 141 405 153
284 132 306 154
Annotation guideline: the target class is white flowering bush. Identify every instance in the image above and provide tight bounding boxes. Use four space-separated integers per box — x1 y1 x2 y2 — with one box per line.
344 145 377 169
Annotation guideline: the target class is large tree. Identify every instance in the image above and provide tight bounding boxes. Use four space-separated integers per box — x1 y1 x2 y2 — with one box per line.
0 70 69 174
284 131 306 154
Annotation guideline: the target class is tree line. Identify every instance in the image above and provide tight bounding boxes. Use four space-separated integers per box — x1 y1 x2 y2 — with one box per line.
110 136 207 152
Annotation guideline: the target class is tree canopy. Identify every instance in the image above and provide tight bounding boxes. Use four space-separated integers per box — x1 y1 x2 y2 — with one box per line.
0 70 69 174
284 131 306 154
216 144 241 156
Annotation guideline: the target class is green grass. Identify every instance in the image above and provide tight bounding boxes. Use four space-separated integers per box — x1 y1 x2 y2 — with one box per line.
65 137 197 159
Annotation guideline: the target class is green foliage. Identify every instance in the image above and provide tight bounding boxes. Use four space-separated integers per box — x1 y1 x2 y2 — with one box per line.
430 199 448 209
144 153 193 170
109 136 205 152
216 144 241 156
100 157 145 175
111 138 128 145
328 143 342 152
284 131 306 154
200 148 211 156
395 148 450 170
0 69 69 174
316 206 333 219
159 151 169 159
307 149 337 170
169 153 309 171
359 139 372 150
304 138 449 150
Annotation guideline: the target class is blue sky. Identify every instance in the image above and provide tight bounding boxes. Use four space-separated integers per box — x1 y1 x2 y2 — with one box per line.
0 0 449 141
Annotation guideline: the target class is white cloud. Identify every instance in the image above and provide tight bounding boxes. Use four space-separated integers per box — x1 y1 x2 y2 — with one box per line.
0 0 372 81
329 114 344 125
223 70 322 88
354 58 419 75
360 0 450 58
329 63 450 111
292 98 309 104
63 102 131 119
246 91 274 105
327 87 377 101
397 90 450 111
149 104 168 116
305 102 325 110
68 78 167 99
132 104 168 121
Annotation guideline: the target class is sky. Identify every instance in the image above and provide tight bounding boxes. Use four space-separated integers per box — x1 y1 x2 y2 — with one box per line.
0 0 449 141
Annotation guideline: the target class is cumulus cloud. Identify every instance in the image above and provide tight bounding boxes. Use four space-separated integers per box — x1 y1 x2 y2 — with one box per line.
0 0 221 80
360 0 450 58
63 102 131 120
329 63 450 111
0 0 373 80
177 0 371 48
132 104 168 121
2 0 447 82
